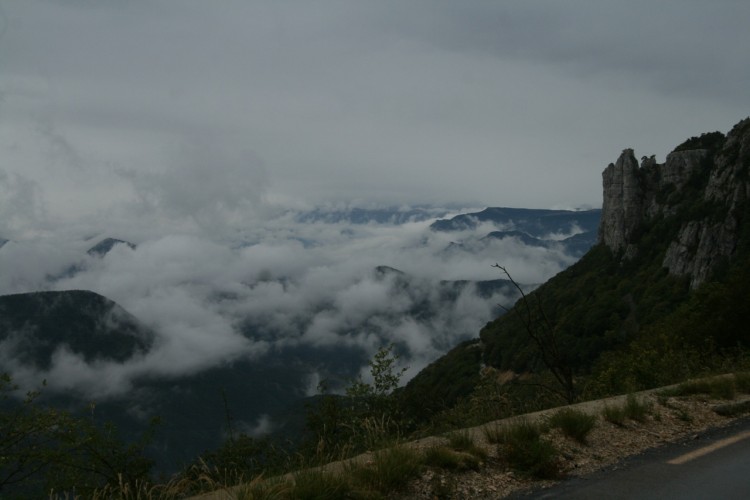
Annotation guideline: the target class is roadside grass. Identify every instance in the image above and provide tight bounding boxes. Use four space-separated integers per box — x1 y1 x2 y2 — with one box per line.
288 469 354 500
602 394 651 426
624 394 651 422
656 393 693 423
234 476 291 500
488 419 560 479
446 430 488 460
732 372 750 393
85 475 193 500
601 404 627 426
661 377 737 400
713 400 750 417
347 445 423 495
239 446 424 500
423 446 481 471
483 422 505 444
548 408 597 444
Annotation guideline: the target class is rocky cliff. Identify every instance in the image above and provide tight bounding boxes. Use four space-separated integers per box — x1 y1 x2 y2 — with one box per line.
599 118 750 288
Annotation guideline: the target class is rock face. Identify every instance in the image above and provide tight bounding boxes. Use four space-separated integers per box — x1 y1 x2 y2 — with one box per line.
599 118 750 288
598 149 642 256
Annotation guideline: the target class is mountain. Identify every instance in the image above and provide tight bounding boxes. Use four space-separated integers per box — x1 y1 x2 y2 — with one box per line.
430 207 601 237
41 238 139 283
404 117 750 413
87 238 137 257
0 290 153 369
432 207 601 259
295 206 456 225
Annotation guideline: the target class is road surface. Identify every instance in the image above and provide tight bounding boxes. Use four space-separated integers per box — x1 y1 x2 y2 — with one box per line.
515 416 750 499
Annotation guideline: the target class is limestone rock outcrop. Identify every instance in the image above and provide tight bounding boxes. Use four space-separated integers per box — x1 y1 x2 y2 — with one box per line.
599 117 750 288
598 149 642 256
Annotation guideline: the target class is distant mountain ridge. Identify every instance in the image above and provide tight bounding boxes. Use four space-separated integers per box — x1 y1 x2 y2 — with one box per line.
295 206 457 225
435 208 601 258
430 207 601 236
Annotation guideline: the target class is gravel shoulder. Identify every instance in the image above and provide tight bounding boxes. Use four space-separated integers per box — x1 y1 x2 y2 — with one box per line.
399 388 750 499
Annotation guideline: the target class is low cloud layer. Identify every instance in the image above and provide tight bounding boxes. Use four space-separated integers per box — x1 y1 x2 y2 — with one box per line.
0 209 581 399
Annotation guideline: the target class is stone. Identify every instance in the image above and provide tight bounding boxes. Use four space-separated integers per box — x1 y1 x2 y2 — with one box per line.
598 117 750 289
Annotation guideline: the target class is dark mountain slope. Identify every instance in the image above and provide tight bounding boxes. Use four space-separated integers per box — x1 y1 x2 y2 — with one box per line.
0 290 153 369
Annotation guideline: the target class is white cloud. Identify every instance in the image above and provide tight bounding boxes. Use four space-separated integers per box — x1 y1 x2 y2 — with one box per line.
0 205 580 398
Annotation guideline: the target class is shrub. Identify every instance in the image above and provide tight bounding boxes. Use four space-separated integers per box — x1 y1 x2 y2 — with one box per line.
234 476 291 500
714 400 750 417
665 377 736 400
548 408 597 444
624 394 651 422
602 404 626 426
504 438 559 479
446 430 487 460
350 446 422 494
290 469 352 500
704 378 736 400
423 446 481 471
0 374 155 498
734 372 750 393
494 420 559 479
483 423 504 444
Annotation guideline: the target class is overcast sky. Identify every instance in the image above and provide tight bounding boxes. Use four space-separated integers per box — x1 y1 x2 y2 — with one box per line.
1 0 749 239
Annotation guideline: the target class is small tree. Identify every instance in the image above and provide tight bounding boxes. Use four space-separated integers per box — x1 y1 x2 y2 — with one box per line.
0 373 155 497
493 265 577 404
347 343 408 406
305 344 408 458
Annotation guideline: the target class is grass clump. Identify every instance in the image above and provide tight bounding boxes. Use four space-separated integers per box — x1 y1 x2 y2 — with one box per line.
483 423 505 444
289 469 353 500
664 377 737 400
548 408 597 444
714 400 750 417
349 446 422 494
493 419 560 479
602 404 627 426
624 394 651 422
733 372 750 393
446 430 488 460
423 446 481 471
602 394 651 425
235 477 291 500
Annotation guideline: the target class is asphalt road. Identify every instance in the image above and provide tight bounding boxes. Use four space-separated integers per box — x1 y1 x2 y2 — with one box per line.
514 416 750 500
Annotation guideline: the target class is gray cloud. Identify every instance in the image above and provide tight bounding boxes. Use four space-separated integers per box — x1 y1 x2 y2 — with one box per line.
1 1 747 222
0 170 48 239
0 209 579 398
